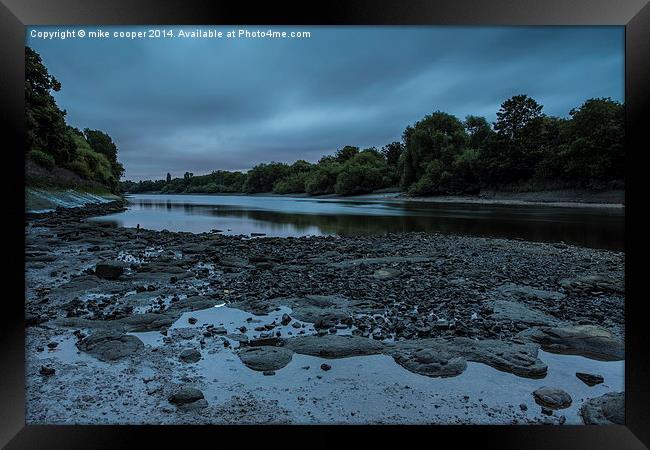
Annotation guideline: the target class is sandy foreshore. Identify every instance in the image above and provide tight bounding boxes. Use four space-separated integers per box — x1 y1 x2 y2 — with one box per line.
24 200 625 425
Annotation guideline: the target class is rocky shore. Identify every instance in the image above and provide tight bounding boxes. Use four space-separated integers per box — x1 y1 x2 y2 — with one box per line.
25 200 625 424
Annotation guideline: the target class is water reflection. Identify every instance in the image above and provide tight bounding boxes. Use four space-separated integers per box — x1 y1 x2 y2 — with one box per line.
88 194 624 250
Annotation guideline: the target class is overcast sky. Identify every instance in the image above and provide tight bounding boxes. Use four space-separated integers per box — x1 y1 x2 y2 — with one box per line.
27 26 624 181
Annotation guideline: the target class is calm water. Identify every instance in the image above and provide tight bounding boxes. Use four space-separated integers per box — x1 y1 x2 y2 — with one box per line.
89 194 624 250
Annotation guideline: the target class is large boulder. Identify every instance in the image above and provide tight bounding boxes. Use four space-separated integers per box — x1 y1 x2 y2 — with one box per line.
118 313 175 332
238 346 294 371
76 331 144 361
532 387 572 409
392 337 547 379
489 300 562 327
94 261 126 280
580 392 624 425
517 325 624 361
179 348 201 363
168 385 207 410
284 335 385 359
392 347 467 378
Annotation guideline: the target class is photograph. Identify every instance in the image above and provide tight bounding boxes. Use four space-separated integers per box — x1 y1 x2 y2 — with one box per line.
23 25 626 425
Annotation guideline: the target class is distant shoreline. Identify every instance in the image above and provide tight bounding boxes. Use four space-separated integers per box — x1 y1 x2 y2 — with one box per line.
123 188 625 209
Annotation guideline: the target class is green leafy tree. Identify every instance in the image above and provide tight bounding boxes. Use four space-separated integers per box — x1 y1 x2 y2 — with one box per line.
243 162 290 193
25 46 76 165
400 111 467 189
334 145 360 163
559 98 624 184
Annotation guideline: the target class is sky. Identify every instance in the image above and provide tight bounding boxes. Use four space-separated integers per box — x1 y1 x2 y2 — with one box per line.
26 26 624 181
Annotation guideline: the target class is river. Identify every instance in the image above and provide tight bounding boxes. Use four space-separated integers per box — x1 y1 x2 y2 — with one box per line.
88 193 624 250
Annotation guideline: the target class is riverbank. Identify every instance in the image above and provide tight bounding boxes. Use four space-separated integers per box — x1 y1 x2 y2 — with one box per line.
25 201 624 424
124 188 625 209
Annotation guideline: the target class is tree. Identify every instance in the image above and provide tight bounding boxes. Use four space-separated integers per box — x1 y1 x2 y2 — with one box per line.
243 162 290 193
25 46 76 165
464 116 494 150
381 142 404 167
166 173 172 183
400 111 467 189
494 94 544 141
334 145 360 163
559 98 624 184
334 150 392 195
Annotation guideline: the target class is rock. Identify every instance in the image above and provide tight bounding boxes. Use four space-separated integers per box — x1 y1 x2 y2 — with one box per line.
168 386 205 407
216 255 253 269
320 363 331 371
580 392 624 425
517 325 624 361
559 275 624 294
393 347 467 378
119 313 174 332
541 407 553 416
285 335 385 359
391 337 547 379
248 336 282 347
575 372 604 386
77 331 144 362
496 283 566 302
372 268 401 280
262 370 275 376
39 365 55 376
179 348 201 363
519 404 527 411
238 346 294 371
94 261 125 280
532 387 572 409
281 313 292 326
188 317 198 325
489 300 562 327
46 341 59 349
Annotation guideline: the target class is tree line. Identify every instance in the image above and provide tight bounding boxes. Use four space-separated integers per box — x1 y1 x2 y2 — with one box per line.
123 93 623 196
26 47 124 192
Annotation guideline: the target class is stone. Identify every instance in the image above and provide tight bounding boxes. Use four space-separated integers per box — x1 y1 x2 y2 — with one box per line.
575 372 604 386
285 335 385 359
118 313 174 332
372 268 401 280
580 392 624 425
179 348 201 363
77 331 144 362
517 325 624 361
188 317 198 325
489 300 562 327
392 348 467 378
532 387 572 409
238 346 294 371
320 363 331 371
281 313 292 326
39 365 55 376
168 386 205 406
94 261 125 280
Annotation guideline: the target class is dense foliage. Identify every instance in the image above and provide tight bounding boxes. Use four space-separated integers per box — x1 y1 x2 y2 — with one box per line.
25 47 124 192
123 93 624 196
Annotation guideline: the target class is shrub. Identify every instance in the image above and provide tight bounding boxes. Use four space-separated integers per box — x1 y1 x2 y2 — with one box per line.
29 149 55 170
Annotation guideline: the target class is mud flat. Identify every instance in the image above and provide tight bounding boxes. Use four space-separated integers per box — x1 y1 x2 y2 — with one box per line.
25 200 625 424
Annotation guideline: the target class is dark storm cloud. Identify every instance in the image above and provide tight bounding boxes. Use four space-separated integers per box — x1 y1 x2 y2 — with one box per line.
27 26 623 180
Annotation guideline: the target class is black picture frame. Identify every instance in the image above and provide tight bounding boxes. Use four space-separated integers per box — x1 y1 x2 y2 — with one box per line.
1 0 647 448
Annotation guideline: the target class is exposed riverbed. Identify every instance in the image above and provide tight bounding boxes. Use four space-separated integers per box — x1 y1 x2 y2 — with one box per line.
25 200 625 424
